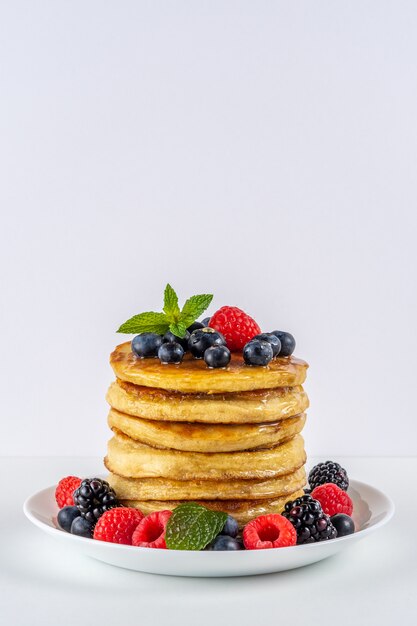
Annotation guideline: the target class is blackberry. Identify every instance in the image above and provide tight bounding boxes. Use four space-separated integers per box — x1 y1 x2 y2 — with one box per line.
282 494 337 544
308 461 349 492
73 478 119 523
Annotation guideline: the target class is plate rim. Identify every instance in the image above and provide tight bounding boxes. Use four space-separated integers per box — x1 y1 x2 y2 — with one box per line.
23 477 395 556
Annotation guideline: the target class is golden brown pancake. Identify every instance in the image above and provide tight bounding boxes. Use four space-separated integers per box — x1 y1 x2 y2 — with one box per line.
106 379 309 424
107 408 306 453
107 466 306 500
110 342 308 393
105 430 306 480
121 490 305 528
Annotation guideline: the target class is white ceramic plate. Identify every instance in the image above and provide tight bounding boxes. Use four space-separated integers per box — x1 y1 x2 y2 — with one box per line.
23 479 394 577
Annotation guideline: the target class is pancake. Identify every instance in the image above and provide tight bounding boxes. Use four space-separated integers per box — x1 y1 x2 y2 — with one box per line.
107 408 307 453
107 466 306 500
121 490 305 528
106 379 309 424
110 342 308 393
105 431 306 480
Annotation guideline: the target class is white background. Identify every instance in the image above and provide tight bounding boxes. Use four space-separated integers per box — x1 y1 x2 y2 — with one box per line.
1 1 416 457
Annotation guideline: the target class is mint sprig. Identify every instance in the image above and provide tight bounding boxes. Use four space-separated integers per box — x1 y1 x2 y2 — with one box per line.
117 284 213 338
165 503 227 551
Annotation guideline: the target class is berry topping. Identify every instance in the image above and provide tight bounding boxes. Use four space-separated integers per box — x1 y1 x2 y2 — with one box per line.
132 510 172 548
308 461 349 492
220 515 239 538
204 344 231 368
131 333 163 358
55 476 82 509
70 516 94 538
57 506 81 532
187 321 204 334
158 342 184 364
243 514 297 549
73 478 119 523
282 494 337 544
330 514 355 537
93 507 144 545
311 483 353 517
271 331 296 357
163 330 190 351
253 333 281 357
188 328 226 359
209 306 261 352
243 339 273 366
201 317 211 327
206 535 242 550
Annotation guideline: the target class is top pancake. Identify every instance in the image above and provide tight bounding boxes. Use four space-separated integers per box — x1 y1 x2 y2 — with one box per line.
110 342 308 393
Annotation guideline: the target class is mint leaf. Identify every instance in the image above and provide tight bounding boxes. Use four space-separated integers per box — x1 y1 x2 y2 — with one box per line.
165 503 227 551
163 284 180 321
117 312 169 334
169 321 187 338
180 294 213 327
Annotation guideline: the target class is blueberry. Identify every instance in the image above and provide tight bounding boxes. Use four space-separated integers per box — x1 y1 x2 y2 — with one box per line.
201 317 211 327
131 333 163 358
57 506 81 533
204 345 231 368
330 514 355 537
206 535 242 551
220 515 239 538
188 328 225 358
187 321 204 334
253 333 281 357
243 339 273 366
163 330 190 351
271 331 296 357
70 516 94 538
158 342 184 364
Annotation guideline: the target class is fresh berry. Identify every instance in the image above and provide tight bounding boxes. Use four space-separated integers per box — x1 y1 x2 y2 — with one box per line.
73 478 119 523
132 510 172 548
311 483 353 517
55 476 82 508
188 328 226 358
163 330 190 351
330 513 355 537
282 494 337 544
93 507 144 545
220 515 239 538
253 333 281 357
209 306 261 352
308 461 349 492
206 535 242 551
57 506 81 532
304 487 311 495
271 331 296 357
243 514 296 549
201 317 211 327
243 339 273 366
158 342 184 364
187 321 204 334
204 344 231 368
70 516 94 538
131 333 163 358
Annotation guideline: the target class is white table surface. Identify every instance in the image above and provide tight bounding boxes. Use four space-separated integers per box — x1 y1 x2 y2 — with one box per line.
1 456 416 626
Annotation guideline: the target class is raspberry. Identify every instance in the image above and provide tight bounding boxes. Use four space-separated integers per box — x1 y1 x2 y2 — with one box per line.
55 476 82 509
132 510 172 549
243 514 297 550
93 507 144 545
209 306 261 352
311 483 353 517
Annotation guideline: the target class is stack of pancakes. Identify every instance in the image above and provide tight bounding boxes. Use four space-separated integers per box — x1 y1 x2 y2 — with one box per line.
105 341 309 527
